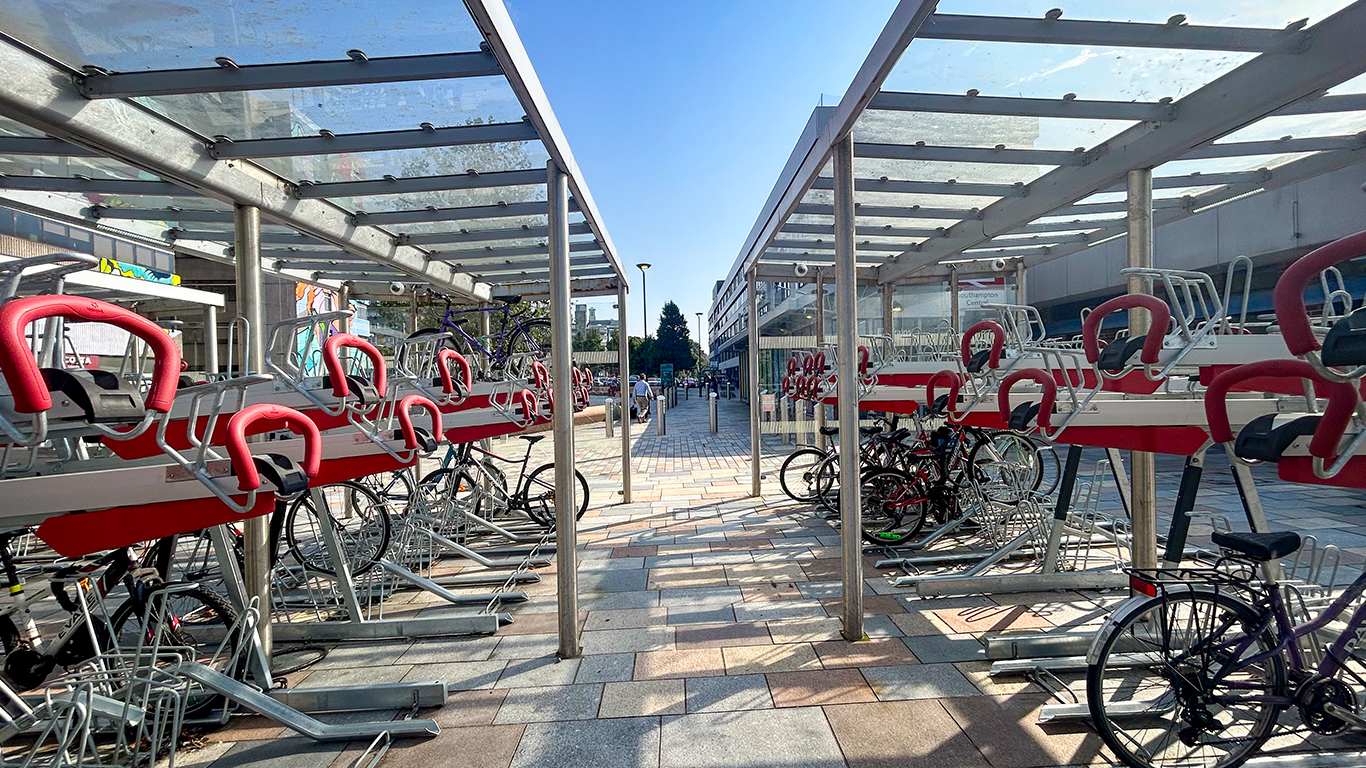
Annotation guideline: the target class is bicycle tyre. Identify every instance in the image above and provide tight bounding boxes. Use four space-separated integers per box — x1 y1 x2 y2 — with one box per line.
779 448 829 503
967 431 1043 502
111 585 239 718
1087 590 1285 768
284 482 391 576
520 463 589 528
499 319 551 378
858 467 930 545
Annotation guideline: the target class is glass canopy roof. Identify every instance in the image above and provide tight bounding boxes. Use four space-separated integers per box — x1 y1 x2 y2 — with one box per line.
726 0 1366 309
0 0 624 299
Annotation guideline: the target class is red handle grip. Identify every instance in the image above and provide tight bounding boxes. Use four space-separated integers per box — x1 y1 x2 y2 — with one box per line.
397 395 442 451
1081 295 1171 365
997 368 1058 431
802 353 815 376
518 388 538 420
0 295 180 413
323 333 387 399
573 367 583 388
787 356 799 376
1204 359 1358 458
782 374 796 398
531 361 549 390
857 346 870 376
1274 231 1366 356
960 320 1005 370
584 368 594 386
926 370 962 412
814 351 826 376
226 403 322 492
436 348 473 394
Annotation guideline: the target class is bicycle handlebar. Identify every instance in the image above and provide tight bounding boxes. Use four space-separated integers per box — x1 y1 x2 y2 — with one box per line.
226 403 322 492
322 332 387 399
1204 359 1358 460
997 368 1058 431
960 320 1005 370
1081 294 1171 366
0 295 181 414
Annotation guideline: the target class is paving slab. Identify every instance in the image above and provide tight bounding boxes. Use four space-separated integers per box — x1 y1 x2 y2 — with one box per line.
824 699 991 768
766 668 878 707
658 708 845 768
600 679 687 717
861 663 981 701
493 684 605 724
684 674 774 713
722 643 822 674
510 717 660 768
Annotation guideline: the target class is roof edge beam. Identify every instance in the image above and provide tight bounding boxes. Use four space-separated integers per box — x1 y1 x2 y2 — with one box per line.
794 202 981 220
433 241 601 261
80 51 502 98
354 200 576 226
406 221 591 246
855 141 1086 166
0 176 184 196
210 120 538 159
920 13 1308 53
812 176 1026 197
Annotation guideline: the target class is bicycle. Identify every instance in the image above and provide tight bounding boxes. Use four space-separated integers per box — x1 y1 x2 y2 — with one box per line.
417 294 551 380
1087 529 1366 768
421 436 589 529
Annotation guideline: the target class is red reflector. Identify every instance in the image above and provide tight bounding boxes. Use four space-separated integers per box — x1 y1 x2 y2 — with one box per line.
1130 575 1158 597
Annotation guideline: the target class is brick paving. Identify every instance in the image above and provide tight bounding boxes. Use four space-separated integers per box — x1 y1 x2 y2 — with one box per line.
187 392 1366 768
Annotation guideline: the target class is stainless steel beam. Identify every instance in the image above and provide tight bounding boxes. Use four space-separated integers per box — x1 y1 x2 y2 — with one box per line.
0 175 185 196
794 202 980 220
919 13 1307 53
1183 133 1366 159
296 168 546 198
172 229 329 245
1008 218 1117 234
234 205 271 661
0 36 485 299
770 239 914 253
488 276 620 301
406 222 591 246
1128 168 1157 575
812 176 1027 198
783 223 940 238
91 206 234 223
81 52 502 98
833 135 863 642
855 141 1087 166
211 121 539 159
1049 198 1188 217
436 241 601 262
354 200 572 226
456 264 616 280
868 91 1175 121
0 136 96 156
752 263 881 284
1099 169 1270 193
1276 92 1366 115
880 2 1366 283
547 159 580 659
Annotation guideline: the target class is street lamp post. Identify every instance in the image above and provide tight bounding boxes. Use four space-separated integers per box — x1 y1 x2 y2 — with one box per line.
636 263 651 339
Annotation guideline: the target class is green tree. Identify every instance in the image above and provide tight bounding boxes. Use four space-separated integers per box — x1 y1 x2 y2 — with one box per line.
653 302 696 373
629 335 657 377
606 327 619 352
573 327 603 352
690 341 709 372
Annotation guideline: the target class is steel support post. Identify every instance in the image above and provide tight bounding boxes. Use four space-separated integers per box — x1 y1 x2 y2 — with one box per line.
618 283 631 504
1162 448 1207 565
337 282 351 334
881 282 894 356
949 266 960 334
233 204 272 660
815 269 827 436
203 304 219 376
547 161 580 659
1014 259 1026 305
748 269 761 497
1126 169 1158 572
834 135 864 641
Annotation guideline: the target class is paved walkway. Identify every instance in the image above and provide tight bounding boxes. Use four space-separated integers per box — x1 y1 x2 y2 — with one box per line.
186 393 1366 768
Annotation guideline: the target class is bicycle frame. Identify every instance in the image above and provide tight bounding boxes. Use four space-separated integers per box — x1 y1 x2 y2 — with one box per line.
441 301 537 365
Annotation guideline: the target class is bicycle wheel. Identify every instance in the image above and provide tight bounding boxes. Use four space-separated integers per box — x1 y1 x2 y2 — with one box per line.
520 463 589 529
1087 590 1286 768
858 467 930 545
779 448 828 503
285 482 391 576
499 318 551 378
111 585 239 717
967 431 1043 502
357 469 415 510
814 454 841 514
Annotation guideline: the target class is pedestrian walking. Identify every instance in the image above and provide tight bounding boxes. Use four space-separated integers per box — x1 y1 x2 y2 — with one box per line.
632 375 654 423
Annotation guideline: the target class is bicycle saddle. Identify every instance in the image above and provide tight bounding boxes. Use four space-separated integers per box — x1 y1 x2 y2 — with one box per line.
860 425 881 436
819 426 838 437
1211 530 1301 562
519 434 546 444
492 294 521 305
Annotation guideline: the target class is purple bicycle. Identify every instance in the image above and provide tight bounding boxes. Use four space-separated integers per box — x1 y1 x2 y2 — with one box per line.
418 294 551 380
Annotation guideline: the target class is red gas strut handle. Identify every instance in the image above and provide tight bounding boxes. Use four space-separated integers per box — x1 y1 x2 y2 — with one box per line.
584 368 594 386
397 394 443 450
782 374 797 398
787 356 800 376
518 388 538 420
531 361 549 390
960 320 1005 370
997 368 1058 431
1274 230 1366 356
813 351 827 376
0 295 181 414
1204 359 1358 459
322 333 387 399
926 370 963 412
1081 294 1171 366
572 367 583 388
226 403 322 492
436 348 473 394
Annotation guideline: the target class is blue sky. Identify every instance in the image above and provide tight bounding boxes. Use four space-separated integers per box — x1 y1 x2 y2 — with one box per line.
504 1 899 349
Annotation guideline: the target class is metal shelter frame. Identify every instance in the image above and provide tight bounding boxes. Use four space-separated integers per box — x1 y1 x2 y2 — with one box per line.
0 0 634 660
711 0 1366 640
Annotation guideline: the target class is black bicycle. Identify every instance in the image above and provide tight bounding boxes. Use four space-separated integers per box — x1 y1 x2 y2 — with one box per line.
422 436 589 528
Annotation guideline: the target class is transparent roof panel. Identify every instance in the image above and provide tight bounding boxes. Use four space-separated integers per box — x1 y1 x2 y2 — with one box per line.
851 157 1043 185
856 110 1129 154
257 140 549 184
1218 111 1366 143
0 1 484 72
137 77 525 142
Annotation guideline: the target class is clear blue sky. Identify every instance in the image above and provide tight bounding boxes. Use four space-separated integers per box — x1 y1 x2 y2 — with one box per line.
504 1 899 350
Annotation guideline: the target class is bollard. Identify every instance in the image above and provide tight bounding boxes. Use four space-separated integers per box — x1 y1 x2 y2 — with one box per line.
709 392 719 433
605 397 615 438
656 394 667 435
685 386 690 401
